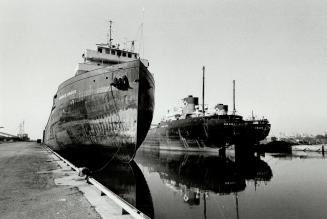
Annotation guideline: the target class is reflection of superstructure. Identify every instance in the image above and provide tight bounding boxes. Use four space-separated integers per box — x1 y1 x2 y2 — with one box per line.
44 22 154 161
135 148 272 198
165 183 209 207
134 148 272 219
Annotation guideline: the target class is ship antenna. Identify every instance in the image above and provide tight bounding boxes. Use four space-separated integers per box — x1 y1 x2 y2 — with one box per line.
233 80 236 115
202 66 205 116
131 40 135 52
139 8 145 58
108 20 113 48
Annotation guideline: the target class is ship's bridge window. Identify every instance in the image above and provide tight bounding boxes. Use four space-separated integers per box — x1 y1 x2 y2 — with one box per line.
128 53 132 58
122 52 126 57
117 51 121 56
111 50 115 55
134 54 137 58
98 48 102 53
105 48 110 54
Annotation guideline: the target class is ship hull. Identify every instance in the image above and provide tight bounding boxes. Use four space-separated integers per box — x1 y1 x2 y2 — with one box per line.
143 115 244 150
44 60 154 162
143 116 270 151
238 120 271 144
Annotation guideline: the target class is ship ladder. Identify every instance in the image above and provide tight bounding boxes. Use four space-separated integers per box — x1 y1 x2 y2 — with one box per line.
203 121 209 138
178 128 189 148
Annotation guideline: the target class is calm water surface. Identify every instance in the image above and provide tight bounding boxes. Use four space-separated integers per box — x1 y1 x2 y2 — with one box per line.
93 147 327 219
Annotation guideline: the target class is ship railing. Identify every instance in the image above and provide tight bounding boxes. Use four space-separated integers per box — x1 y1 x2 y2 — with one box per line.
85 49 137 63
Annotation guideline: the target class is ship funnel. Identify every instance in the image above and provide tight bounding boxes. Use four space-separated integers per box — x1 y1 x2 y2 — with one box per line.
215 103 228 115
182 95 198 115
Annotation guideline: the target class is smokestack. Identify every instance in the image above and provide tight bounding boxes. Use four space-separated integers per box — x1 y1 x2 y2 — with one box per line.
202 66 205 116
233 80 236 115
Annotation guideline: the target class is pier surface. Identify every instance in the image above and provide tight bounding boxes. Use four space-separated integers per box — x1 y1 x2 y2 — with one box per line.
0 142 133 219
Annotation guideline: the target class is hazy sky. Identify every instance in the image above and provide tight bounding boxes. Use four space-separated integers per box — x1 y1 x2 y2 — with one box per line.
1 0 327 139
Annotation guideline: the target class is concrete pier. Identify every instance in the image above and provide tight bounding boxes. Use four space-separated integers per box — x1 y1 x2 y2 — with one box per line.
0 142 134 219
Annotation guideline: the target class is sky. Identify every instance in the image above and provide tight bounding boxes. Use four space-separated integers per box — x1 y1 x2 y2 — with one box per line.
1 0 327 139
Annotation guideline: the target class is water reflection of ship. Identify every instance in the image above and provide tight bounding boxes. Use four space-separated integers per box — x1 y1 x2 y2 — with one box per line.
135 146 273 200
270 150 326 160
92 161 154 218
234 146 273 183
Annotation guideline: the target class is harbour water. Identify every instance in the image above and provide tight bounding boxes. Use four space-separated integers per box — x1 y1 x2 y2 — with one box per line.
90 144 327 219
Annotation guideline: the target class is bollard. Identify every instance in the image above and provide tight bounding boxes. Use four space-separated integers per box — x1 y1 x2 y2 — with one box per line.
219 147 226 158
78 167 90 177
322 145 325 157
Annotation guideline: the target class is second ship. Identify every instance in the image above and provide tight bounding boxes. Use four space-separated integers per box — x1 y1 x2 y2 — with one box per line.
43 22 155 162
143 67 270 150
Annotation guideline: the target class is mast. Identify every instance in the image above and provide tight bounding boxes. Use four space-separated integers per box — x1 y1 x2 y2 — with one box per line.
108 20 113 48
202 66 205 116
233 80 236 115
141 8 145 58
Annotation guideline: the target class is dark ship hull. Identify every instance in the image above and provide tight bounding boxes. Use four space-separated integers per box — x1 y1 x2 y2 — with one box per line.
143 116 270 150
93 161 154 218
143 115 245 150
44 60 154 161
240 119 271 144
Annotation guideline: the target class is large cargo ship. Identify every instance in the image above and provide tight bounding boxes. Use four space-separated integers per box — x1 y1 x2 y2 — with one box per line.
44 22 155 162
143 68 270 150
144 95 245 150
